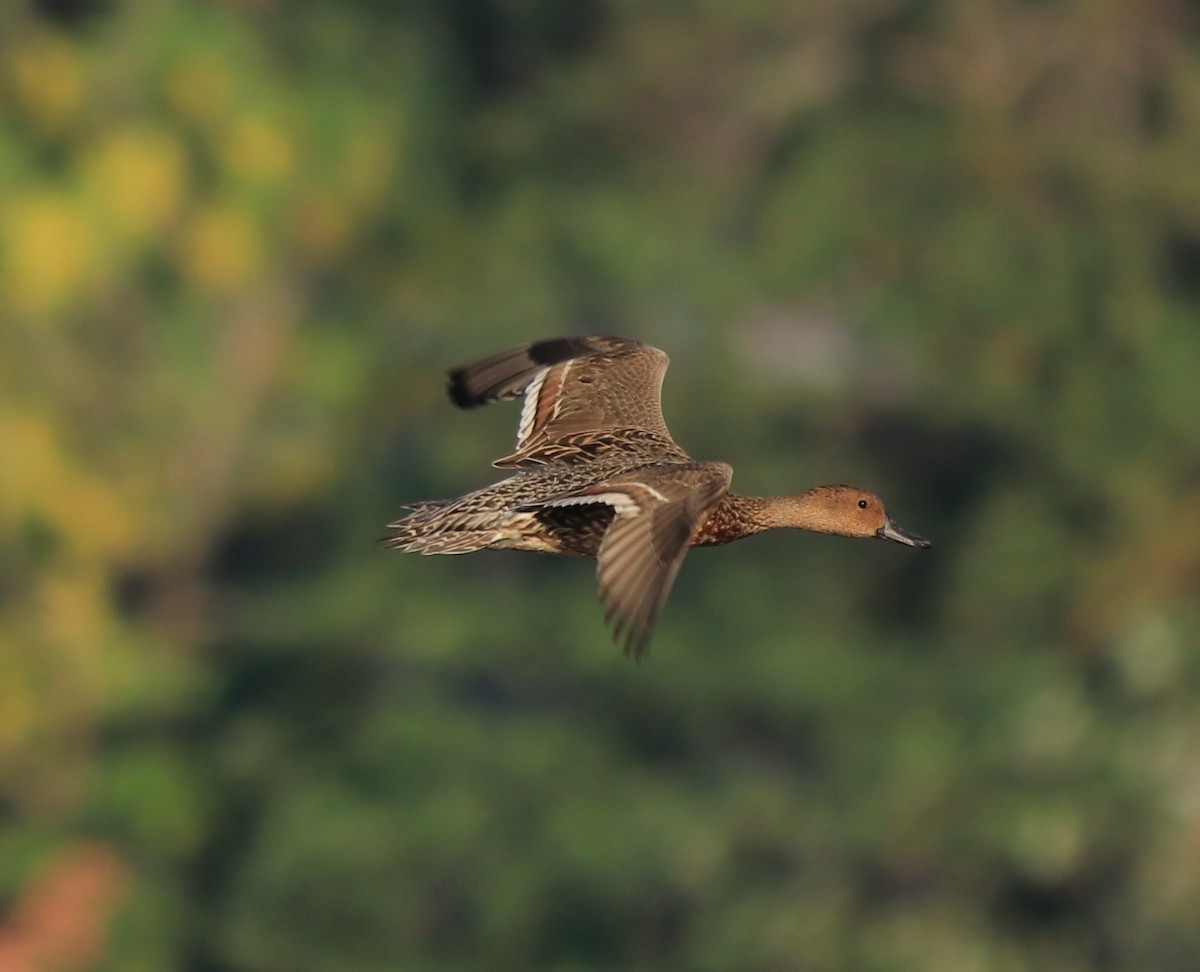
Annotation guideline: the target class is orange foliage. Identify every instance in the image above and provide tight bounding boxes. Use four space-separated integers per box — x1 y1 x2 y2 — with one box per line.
0 844 131 972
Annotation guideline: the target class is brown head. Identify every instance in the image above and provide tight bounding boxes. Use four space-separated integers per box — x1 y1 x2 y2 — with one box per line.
777 485 932 547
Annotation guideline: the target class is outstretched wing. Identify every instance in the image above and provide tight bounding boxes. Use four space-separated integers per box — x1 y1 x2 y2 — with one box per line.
521 462 733 660
446 336 680 466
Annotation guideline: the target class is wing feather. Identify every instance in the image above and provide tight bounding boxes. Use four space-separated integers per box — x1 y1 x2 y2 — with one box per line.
446 336 678 463
527 463 733 659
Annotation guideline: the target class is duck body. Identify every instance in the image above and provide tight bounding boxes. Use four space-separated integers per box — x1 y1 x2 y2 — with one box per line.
389 336 930 659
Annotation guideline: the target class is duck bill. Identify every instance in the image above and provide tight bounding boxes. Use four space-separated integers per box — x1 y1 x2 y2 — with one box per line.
876 518 932 548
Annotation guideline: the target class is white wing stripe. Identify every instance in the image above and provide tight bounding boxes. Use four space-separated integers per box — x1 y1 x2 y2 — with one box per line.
516 367 548 447
538 491 642 516
609 482 669 504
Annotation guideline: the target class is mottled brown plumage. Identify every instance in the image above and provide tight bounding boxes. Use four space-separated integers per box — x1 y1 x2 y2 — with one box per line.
389 336 930 660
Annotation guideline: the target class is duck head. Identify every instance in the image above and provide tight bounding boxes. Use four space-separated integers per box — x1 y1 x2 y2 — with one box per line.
809 486 932 548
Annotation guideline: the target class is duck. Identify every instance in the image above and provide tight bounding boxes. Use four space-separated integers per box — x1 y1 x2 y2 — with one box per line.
388 336 931 660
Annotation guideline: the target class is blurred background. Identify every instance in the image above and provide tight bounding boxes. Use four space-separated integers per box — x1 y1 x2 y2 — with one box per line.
2 0 1200 969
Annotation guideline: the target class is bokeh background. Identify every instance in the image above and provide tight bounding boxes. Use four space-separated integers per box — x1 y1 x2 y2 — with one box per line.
3 1 1200 969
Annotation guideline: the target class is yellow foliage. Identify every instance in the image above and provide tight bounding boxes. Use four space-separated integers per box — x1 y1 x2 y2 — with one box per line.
179 204 266 294
82 127 189 243
340 132 396 209
0 408 145 765
220 115 294 186
291 192 353 265
0 569 113 767
0 653 36 755
0 411 137 563
166 54 237 124
41 571 113 682
1 191 101 314
6 33 84 134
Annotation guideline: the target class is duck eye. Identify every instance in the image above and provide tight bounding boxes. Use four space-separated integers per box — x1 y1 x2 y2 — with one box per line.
857 499 869 509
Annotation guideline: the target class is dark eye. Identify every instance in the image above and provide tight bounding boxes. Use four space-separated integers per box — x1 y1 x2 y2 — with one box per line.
857 499 868 509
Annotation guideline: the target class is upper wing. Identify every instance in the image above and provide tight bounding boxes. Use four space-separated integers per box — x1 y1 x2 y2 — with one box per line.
522 462 733 660
446 336 678 465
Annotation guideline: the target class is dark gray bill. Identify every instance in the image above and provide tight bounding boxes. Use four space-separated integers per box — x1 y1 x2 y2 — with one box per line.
876 518 932 548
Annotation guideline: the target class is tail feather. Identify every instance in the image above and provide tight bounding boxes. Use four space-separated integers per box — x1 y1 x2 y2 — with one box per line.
387 527 504 554
387 504 505 554
387 499 452 529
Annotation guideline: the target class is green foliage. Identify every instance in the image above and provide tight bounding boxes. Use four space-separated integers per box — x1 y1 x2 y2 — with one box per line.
2 1 1200 969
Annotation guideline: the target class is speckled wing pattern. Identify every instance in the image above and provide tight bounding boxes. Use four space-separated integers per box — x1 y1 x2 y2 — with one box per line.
446 336 684 468
412 336 730 658
521 461 733 660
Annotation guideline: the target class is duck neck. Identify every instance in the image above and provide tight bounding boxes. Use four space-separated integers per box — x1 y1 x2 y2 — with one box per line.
691 492 792 544
692 492 826 547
